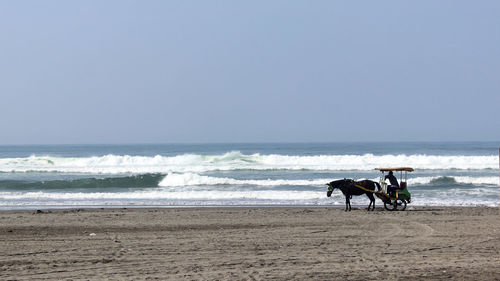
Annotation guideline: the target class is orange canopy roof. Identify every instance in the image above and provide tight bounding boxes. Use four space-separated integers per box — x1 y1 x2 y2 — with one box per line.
375 167 414 172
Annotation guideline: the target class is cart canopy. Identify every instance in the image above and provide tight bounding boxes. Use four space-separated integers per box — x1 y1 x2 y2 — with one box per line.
375 167 414 172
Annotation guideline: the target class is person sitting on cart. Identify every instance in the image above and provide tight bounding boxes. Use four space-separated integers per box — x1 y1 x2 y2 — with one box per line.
385 171 399 195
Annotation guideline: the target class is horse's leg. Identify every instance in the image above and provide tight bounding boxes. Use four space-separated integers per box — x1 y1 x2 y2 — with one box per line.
371 193 375 211
367 193 375 211
345 195 349 211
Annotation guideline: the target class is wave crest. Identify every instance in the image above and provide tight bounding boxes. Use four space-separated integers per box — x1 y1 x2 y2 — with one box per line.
0 152 497 174
158 173 498 187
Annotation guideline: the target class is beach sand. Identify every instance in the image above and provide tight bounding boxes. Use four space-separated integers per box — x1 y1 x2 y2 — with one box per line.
1 206 499 280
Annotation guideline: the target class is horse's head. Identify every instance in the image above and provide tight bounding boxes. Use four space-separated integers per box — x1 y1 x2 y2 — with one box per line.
326 178 353 197
326 182 335 197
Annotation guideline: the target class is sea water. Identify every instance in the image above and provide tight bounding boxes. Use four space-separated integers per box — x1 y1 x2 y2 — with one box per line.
0 142 498 210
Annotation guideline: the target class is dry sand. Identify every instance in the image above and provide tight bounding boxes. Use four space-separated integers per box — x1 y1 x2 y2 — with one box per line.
0 206 499 280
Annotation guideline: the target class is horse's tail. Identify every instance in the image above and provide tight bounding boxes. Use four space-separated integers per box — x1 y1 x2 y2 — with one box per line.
374 181 381 191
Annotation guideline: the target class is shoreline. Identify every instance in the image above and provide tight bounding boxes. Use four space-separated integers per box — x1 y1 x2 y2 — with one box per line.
1 204 498 212
1 206 499 280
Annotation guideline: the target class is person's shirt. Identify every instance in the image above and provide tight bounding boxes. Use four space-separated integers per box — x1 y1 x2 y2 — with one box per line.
385 174 399 187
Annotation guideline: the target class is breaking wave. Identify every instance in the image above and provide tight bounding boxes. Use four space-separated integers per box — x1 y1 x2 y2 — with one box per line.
1 173 496 191
158 173 498 187
158 173 329 187
0 152 497 173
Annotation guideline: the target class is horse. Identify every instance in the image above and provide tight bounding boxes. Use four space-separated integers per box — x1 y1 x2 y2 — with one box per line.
326 179 381 211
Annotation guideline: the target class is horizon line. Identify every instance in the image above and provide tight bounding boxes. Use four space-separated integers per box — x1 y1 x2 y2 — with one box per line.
0 140 499 146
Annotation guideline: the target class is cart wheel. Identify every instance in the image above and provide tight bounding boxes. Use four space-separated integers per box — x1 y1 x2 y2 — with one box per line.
383 202 393 211
394 199 407 211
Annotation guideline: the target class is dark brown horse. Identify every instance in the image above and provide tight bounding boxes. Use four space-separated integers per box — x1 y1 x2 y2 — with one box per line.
326 179 381 211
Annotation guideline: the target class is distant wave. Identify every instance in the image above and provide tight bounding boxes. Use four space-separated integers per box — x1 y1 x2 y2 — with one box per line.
0 152 497 174
0 174 163 190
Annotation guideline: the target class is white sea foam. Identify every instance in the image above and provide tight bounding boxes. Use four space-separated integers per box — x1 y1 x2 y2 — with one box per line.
0 189 325 201
0 152 497 173
408 176 499 186
158 173 330 187
157 173 499 187
0 188 497 208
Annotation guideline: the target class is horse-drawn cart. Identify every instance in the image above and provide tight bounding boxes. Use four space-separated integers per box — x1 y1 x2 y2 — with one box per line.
326 167 414 211
375 167 414 211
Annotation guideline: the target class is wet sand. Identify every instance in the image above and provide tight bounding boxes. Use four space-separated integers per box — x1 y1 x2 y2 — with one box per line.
0 206 499 280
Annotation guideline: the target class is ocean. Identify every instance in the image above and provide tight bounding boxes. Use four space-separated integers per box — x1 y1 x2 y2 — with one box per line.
0 142 498 210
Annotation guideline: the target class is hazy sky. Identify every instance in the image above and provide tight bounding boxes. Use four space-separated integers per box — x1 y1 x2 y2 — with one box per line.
1 1 499 144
